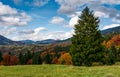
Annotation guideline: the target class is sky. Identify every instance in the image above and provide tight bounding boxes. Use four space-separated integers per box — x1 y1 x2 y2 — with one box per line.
0 0 120 41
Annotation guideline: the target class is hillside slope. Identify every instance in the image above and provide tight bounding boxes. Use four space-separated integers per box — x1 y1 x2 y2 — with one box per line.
0 35 24 45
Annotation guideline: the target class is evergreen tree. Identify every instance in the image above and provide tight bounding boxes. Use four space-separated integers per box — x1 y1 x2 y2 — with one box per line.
0 52 3 62
44 53 52 64
117 47 120 61
70 7 104 66
19 52 24 64
24 51 32 64
26 51 32 60
32 53 42 64
106 44 117 65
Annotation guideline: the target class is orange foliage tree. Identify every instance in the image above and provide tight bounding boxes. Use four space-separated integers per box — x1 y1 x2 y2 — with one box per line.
58 53 72 65
105 34 120 48
9 55 19 65
2 53 19 66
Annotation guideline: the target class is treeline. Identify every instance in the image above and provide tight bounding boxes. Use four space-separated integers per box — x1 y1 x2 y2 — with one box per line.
0 44 72 66
0 42 120 66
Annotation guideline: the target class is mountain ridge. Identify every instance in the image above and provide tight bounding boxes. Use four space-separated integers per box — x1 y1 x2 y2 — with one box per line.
0 26 120 45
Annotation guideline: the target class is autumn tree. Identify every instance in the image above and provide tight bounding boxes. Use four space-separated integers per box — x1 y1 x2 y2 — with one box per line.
58 53 72 65
9 55 19 65
70 7 104 66
2 53 11 66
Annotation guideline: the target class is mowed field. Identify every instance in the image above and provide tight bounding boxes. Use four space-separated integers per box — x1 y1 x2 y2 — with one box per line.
0 64 120 77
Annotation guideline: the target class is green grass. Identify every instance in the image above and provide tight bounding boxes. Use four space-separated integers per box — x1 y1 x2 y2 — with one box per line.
0 64 120 77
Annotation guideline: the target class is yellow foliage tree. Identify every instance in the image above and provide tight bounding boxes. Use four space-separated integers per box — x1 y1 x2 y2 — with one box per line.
58 53 72 65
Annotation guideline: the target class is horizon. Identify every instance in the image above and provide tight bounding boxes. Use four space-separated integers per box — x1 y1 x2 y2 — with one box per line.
0 0 120 41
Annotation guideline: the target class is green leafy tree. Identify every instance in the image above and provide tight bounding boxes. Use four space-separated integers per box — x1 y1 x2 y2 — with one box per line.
70 7 104 66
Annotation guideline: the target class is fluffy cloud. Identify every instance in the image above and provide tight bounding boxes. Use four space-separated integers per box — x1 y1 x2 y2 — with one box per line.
0 2 31 26
18 30 35 34
44 30 73 40
94 11 108 18
13 0 22 4
56 0 120 23
102 24 120 30
11 27 73 41
0 2 17 15
12 0 49 7
55 0 83 15
50 16 65 25
0 27 17 36
101 0 120 4
65 16 79 28
12 27 47 41
33 0 49 6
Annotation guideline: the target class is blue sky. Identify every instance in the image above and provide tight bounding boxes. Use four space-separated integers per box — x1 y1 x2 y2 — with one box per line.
0 0 120 41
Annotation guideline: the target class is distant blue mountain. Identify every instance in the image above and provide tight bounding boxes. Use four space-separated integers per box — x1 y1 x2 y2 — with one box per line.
0 35 24 45
36 39 57 44
101 26 120 35
1 26 120 45
21 39 69 44
21 40 35 44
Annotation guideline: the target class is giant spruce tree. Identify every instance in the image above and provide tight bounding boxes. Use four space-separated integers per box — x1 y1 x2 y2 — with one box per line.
70 7 104 66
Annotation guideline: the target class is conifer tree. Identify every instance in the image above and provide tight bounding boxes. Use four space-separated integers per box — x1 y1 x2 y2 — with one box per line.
106 44 117 65
44 53 52 64
70 7 104 66
19 52 25 64
0 52 3 62
32 53 42 64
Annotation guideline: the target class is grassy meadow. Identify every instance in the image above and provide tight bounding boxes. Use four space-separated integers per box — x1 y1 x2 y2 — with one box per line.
0 64 120 77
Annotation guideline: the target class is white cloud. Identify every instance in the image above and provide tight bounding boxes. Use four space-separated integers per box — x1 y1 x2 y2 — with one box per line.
56 0 120 23
34 27 47 35
102 24 120 30
11 27 73 41
33 0 49 6
0 2 17 15
101 0 120 4
12 0 49 7
0 27 17 36
43 30 74 40
18 30 34 34
13 0 22 4
0 2 31 26
12 27 47 41
50 16 65 25
94 11 108 18
65 16 79 28
56 0 83 15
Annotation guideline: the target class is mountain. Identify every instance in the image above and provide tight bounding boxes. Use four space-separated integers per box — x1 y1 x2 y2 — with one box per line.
21 40 35 44
36 39 58 44
21 38 71 44
101 26 120 35
1 26 120 45
0 35 70 45
0 35 24 45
